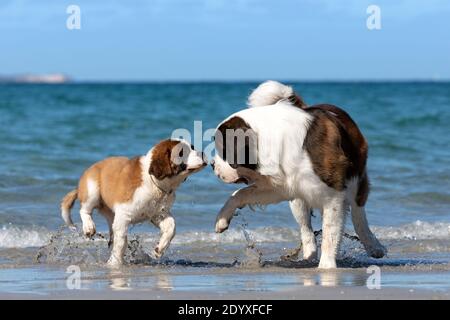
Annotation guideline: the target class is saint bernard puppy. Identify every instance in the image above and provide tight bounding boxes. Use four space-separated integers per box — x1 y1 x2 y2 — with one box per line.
211 81 386 269
61 139 207 267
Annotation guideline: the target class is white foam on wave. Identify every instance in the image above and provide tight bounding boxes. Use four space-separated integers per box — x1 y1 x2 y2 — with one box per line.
373 220 450 240
1 220 449 248
0 225 51 248
171 221 450 244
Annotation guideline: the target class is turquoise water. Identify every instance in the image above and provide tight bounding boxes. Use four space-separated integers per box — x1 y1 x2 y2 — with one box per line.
0 82 449 250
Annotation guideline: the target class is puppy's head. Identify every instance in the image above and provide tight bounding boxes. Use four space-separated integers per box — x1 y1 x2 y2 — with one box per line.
149 139 207 180
212 116 258 184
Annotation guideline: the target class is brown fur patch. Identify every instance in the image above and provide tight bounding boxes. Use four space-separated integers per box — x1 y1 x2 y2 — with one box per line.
308 104 368 173
304 105 368 193
356 171 370 207
216 116 257 170
304 111 349 191
274 90 371 202
307 104 369 202
149 139 184 180
78 156 143 208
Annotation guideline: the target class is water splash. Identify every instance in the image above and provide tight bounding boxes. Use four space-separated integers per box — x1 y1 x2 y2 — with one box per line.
236 211 263 268
35 227 157 265
35 228 109 265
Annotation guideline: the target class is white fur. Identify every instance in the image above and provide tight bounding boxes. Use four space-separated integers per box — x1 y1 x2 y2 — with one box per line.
186 150 205 170
247 80 295 108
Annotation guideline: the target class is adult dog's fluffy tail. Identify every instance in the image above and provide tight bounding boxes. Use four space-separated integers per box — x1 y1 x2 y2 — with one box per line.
61 189 78 228
247 80 307 108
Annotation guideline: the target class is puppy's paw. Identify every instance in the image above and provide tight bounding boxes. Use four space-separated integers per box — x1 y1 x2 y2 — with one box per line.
82 220 96 238
215 218 229 233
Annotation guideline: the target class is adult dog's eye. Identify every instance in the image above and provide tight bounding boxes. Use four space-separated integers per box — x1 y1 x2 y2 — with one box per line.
179 149 184 157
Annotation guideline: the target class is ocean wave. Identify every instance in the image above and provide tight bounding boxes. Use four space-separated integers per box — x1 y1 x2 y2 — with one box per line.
1 220 449 248
372 220 450 240
0 225 51 248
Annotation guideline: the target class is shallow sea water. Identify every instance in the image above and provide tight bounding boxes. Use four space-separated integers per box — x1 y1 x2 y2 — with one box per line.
0 82 449 296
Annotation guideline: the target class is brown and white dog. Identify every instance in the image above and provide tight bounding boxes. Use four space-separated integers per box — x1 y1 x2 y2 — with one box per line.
61 139 207 267
211 81 386 269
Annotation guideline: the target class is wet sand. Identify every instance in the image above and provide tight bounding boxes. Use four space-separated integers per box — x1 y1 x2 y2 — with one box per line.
1 264 449 300
1 228 450 300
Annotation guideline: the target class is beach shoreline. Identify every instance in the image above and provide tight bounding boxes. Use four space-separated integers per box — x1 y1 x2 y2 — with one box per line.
1 263 449 300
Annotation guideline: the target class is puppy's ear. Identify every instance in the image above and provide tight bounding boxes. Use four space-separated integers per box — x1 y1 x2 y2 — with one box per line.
149 141 176 180
149 154 172 180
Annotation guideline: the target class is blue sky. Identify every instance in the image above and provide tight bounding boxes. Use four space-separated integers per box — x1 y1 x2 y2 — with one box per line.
0 0 449 81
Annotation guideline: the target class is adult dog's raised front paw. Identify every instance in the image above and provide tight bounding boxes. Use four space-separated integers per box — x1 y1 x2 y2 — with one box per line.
153 247 163 259
215 218 229 233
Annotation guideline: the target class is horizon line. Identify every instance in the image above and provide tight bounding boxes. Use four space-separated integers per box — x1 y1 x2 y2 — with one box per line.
1 78 449 84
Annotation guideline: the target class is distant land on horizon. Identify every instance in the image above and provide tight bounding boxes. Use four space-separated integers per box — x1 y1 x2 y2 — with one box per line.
0 74 71 84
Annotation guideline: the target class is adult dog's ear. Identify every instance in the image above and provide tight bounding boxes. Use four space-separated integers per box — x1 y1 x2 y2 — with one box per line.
232 127 257 170
217 116 258 170
149 140 178 180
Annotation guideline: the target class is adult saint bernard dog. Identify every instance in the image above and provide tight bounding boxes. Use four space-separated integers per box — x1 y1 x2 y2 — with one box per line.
211 81 386 269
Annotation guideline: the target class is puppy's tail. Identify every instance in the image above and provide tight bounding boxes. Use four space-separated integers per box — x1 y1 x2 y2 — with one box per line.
61 189 78 229
247 80 307 108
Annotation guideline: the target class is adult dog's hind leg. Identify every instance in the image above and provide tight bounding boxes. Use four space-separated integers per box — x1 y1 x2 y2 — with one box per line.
351 204 386 258
351 174 386 258
289 199 317 261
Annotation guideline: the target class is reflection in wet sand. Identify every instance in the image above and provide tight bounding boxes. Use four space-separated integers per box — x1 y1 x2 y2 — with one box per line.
155 274 173 290
109 270 131 291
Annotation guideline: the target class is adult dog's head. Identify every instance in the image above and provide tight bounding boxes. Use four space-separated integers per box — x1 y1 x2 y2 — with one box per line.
211 80 307 185
211 116 258 184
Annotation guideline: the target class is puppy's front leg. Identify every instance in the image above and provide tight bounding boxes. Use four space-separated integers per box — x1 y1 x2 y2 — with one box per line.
151 213 176 259
215 186 285 233
107 214 130 267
